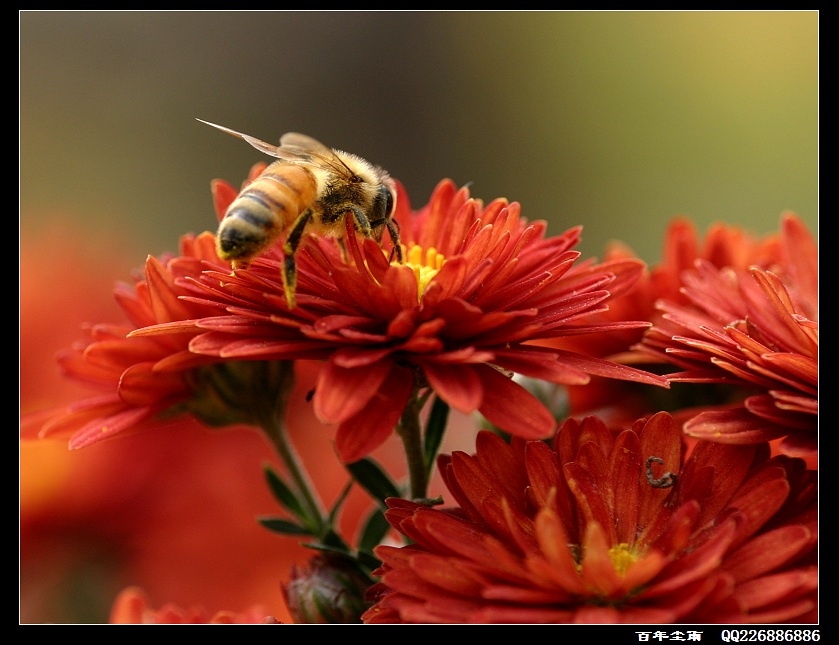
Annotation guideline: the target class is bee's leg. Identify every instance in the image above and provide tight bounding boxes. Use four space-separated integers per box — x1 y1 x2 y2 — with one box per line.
386 219 403 263
350 206 373 238
369 215 403 264
281 209 313 309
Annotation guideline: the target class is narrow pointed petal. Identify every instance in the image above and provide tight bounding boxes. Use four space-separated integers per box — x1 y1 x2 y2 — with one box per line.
314 359 394 424
333 365 413 463
474 364 555 440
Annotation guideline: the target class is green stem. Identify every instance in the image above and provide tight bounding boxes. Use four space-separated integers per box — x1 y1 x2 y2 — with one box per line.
261 405 327 535
187 360 331 539
396 388 428 500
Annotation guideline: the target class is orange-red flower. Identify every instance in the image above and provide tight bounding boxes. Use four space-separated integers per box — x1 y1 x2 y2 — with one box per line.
109 586 281 624
532 214 817 448
363 414 817 624
21 231 235 449
162 178 667 462
633 214 818 460
20 221 318 624
544 215 793 362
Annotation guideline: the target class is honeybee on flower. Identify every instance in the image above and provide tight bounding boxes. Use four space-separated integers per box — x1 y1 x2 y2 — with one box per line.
199 119 402 308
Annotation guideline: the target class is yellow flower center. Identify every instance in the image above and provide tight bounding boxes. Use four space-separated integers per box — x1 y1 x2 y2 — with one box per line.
608 542 638 577
405 245 445 299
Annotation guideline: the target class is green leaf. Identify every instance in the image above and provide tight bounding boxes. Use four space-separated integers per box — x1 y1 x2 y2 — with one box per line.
319 527 351 552
326 480 353 533
263 464 307 520
258 516 312 536
358 506 391 555
302 542 381 578
424 396 449 473
345 457 401 506
300 541 354 560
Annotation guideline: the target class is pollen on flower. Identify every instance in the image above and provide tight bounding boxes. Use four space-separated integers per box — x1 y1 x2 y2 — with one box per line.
405 244 445 299
608 543 638 577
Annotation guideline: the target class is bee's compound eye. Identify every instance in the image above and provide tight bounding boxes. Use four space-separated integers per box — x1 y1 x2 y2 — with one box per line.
379 184 395 218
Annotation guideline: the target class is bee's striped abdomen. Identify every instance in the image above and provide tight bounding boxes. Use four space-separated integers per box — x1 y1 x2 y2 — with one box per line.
216 163 317 268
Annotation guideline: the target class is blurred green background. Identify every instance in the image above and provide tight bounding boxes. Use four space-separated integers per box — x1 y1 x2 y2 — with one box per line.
20 11 817 270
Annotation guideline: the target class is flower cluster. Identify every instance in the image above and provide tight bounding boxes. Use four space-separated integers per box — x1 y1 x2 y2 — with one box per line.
364 415 816 623
21 162 817 624
632 214 818 459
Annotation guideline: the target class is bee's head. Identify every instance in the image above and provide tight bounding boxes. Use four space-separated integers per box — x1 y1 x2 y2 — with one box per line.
377 179 397 223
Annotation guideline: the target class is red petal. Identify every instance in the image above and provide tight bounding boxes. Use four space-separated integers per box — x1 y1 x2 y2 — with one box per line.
117 363 187 406
731 567 818 611
422 362 483 414
474 365 555 439
553 349 670 387
636 412 682 530
68 406 158 449
723 525 813 582
643 519 736 597
524 440 564 508
210 179 239 221
314 358 395 424
564 461 616 544
609 429 642 544
684 407 789 443
334 365 413 463
406 553 486 597
532 508 588 595
145 255 194 323
578 522 622 596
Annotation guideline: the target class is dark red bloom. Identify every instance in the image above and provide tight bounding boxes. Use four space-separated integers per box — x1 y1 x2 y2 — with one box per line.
633 214 818 460
363 414 817 624
168 178 667 462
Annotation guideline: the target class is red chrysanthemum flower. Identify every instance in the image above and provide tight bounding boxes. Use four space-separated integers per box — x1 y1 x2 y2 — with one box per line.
161 178 669 463
533 215 813 430
632 214 818 460
363 413 817 624
544 215 793 362
21 232 250 449
109 586 281 624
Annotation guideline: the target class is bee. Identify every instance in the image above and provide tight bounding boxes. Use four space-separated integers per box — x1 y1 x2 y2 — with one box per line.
198 119 403 308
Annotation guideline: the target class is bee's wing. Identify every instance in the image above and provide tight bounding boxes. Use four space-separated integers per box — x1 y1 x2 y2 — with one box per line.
279 132 355 176
197 119 285 159
279 132 334 156
198 119 351 173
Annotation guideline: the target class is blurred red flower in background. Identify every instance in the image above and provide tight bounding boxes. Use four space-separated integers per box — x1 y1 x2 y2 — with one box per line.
109 586 280 624
21 230 230 450
19 219 384 623
633 214 817 461
532 214 817 467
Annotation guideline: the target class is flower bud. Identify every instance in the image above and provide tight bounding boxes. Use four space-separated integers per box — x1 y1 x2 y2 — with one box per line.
282 553 373 624
179 360 296 429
